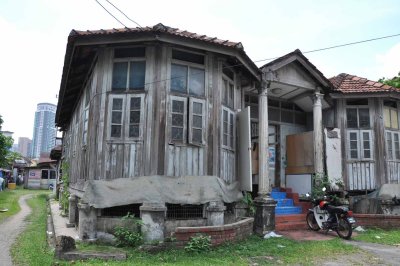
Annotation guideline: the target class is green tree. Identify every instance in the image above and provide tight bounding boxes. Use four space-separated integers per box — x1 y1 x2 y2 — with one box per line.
0 115 14 168
379 72 400 88
6 151 22 167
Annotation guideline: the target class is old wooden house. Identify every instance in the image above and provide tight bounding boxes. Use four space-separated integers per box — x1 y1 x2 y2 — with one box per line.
56 23 260 240
330 73 400 190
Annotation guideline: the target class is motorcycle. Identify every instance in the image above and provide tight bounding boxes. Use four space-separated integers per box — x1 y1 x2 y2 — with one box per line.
305 189 356 239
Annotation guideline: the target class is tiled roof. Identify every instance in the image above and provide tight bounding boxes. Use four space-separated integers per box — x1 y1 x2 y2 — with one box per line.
329 73 399 93
69 23 243 49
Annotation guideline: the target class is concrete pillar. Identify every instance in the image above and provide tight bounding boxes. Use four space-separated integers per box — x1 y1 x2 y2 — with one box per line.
77 202 97 240
140 202 166 242
206 201 226 226
313 91 325 175
67 194 77 226
253 73 276 236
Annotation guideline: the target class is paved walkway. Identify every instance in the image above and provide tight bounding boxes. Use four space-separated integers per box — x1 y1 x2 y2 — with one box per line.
0 194 33 266
50 199 78 239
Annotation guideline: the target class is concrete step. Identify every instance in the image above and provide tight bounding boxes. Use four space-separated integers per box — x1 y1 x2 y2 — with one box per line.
276 213 306 223
276 221 309 231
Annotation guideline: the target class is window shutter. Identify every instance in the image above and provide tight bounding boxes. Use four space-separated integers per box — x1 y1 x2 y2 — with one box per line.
347 130 359 159
189 98 205 144
127 95 144 139
109 96 125 139
170 96 187 143
360 130 372 159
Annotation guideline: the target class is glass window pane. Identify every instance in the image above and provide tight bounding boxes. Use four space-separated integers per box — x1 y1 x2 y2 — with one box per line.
130 97 141 110
41 170 48 179
281 110 293 123
189 68 205 96
229 84 234 107
223 110 228 123
193 115 202 128
112 98 123 111
172 114 183 126
115 47 145 58
192 129 202 143
129 61 146 90
384 107 391 128
171 64 187 93
350 150 358 159
350 132 357 140
359 108 370 128
172 127 183 141
111 125 121 137
391 109 398 129
172 100 184 113
350 140 357 149
193 102 202 115
112 111 122 124
364 150 371 158
112 62 128 90
129 125 139 138
172 50 204 64
130 111 140 123
223 134 228 146
346 109 358 128
223 80 228 104
269 107 280 121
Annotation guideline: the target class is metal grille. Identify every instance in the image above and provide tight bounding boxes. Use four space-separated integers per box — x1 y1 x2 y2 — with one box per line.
101 204 141 218
166 204 203 220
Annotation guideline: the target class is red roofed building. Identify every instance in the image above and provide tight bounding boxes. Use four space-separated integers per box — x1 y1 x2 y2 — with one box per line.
330 73 400 190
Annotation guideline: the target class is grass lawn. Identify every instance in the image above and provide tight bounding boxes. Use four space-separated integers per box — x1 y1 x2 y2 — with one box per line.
69 235 356 266
354 228 400 246
10 193 359 266
0 187 48 223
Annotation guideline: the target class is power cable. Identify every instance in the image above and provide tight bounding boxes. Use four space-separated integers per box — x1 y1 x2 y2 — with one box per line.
104 0 143 29
94 0 127 28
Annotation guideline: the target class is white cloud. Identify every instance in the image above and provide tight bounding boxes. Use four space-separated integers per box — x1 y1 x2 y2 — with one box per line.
376 42 400 79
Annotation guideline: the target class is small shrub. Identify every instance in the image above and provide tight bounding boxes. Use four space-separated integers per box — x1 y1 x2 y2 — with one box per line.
241 192 256 216
184 234 211 253
114 212 143 247
114 227 143 247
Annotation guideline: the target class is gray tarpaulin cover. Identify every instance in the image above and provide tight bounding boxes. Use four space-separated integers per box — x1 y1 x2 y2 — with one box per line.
81 175 243 209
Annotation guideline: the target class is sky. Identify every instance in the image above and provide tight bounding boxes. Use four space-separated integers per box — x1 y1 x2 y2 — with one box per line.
0 0 399 143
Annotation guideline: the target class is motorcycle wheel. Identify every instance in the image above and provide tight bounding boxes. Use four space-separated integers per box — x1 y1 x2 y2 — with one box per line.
336 217 352 239
306 211 320 231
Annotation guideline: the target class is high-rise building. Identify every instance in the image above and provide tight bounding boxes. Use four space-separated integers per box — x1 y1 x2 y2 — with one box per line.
31 103 57 158
18 137 32 157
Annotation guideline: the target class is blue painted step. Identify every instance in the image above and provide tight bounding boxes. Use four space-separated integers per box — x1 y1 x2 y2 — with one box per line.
275 206 302 215
271 191 287 199
272 187 281 192
275 198 294 207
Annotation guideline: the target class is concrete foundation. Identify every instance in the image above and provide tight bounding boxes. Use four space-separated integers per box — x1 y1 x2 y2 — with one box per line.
78 202 97 240
68 194 77 226
206 201 226 226
140 202 166 243
253 196 276 236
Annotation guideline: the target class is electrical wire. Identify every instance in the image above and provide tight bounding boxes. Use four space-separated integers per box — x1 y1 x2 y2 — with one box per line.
94 0 127 28
104 0 142 29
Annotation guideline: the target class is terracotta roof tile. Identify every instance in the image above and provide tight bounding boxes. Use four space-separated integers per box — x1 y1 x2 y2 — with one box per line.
70 23 241 49
329 73 400 94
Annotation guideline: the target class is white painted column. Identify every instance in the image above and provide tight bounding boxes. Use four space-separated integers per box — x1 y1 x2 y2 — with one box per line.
313 91 325 175
258 78 269 195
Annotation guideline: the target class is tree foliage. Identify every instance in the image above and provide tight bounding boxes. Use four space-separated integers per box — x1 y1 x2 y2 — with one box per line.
379 71 400 88
0 115 14 168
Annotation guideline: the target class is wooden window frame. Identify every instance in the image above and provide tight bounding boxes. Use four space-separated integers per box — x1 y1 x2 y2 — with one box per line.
383 103 399 130
386 131 400 161
170 95 188 144
112 47 146 92
189 98 206 145
346 129 373 160
222 74 235 109
107 94 145 142
345 101 371 129
222 107 236 151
